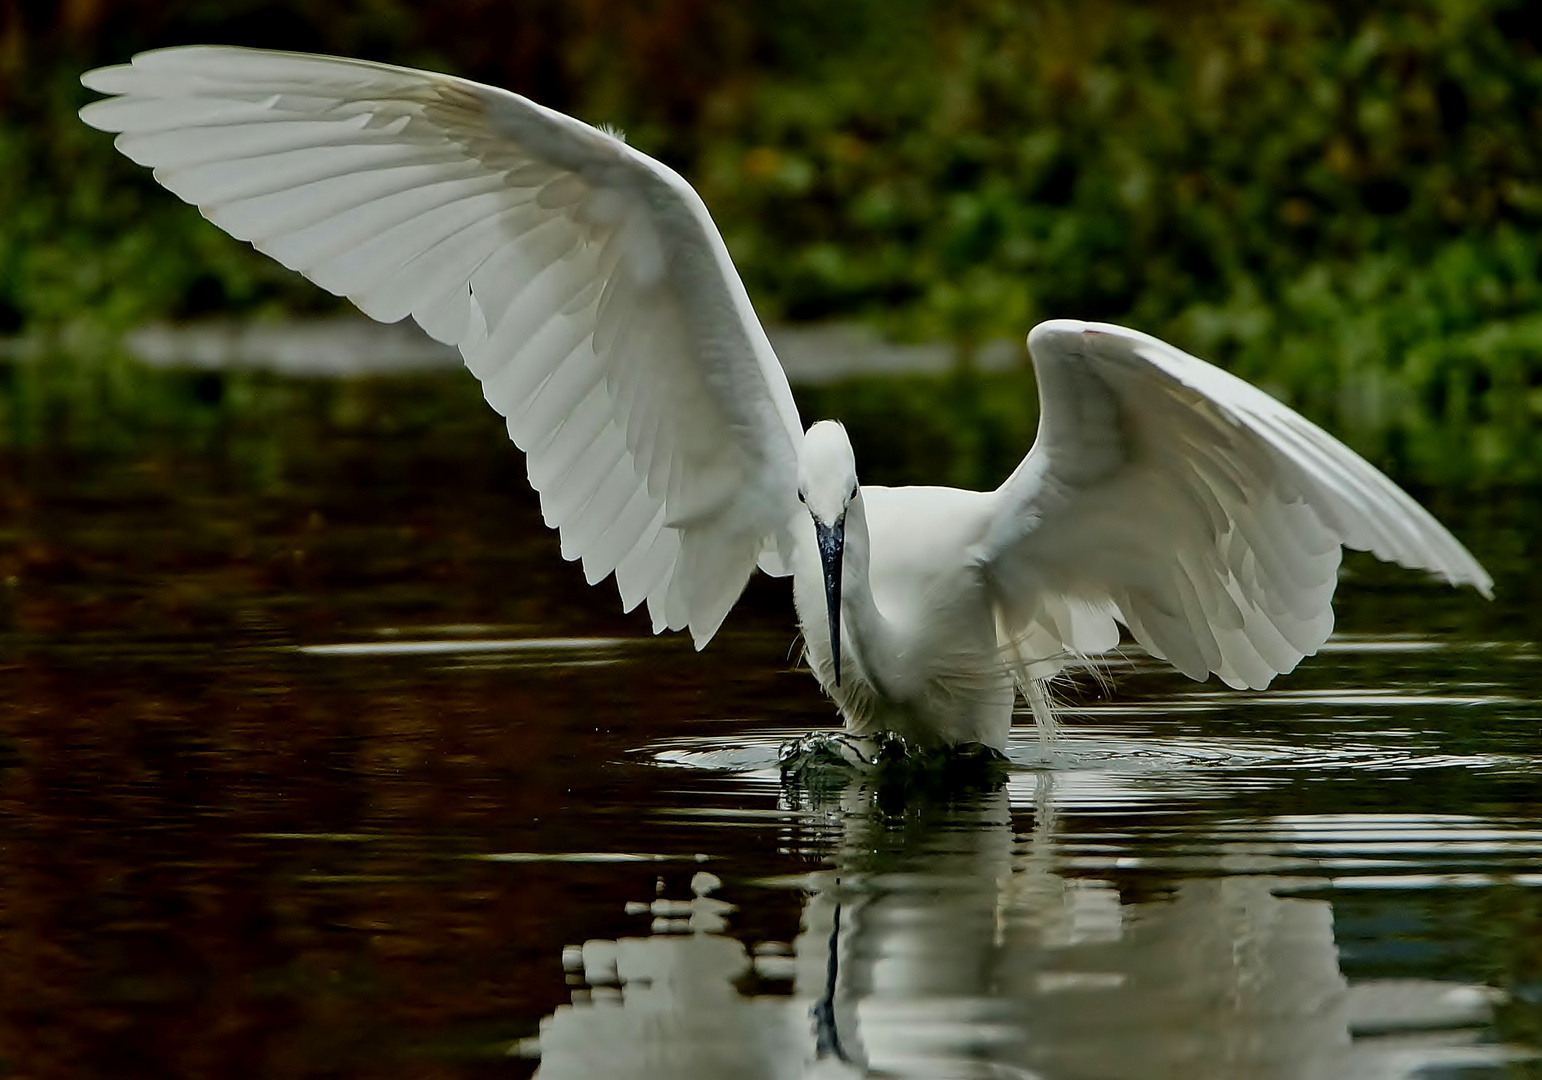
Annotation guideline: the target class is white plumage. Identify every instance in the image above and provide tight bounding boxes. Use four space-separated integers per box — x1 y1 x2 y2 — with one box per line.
81 47 1492 751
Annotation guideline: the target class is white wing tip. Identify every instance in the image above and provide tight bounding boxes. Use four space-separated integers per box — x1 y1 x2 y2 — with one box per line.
1027 319 1160 355
1026 320 1090 351
688 607 729 650
80 62 132 94
1453 565 1495 600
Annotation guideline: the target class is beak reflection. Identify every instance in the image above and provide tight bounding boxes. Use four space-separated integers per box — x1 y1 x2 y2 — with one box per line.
815 517 846 687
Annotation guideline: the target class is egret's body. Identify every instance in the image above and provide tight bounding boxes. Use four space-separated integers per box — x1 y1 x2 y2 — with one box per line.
790 482 1014 749
80 47 1493 753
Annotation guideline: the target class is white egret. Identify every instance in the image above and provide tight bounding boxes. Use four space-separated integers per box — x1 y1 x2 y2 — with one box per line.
80 47 1492 752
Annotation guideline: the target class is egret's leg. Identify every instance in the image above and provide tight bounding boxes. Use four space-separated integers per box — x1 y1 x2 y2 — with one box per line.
998 617 1058 752
1026 678 1059 750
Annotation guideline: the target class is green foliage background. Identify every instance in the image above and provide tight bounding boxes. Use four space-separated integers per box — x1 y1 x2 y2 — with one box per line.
4 0 1542 482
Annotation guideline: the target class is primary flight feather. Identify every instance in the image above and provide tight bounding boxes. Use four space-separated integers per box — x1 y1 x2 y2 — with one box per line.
81 46 1491 752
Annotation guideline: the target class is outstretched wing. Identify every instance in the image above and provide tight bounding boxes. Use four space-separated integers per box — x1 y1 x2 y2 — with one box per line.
81 46 804 646
976 320 1491 689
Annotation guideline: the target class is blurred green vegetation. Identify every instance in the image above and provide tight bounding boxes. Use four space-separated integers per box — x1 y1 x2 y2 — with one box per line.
3 0 1542 481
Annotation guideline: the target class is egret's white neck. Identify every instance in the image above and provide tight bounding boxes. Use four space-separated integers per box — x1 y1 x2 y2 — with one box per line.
839 492 899 694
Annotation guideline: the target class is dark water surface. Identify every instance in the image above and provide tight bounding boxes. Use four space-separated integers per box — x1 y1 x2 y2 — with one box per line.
1 368 1540 1079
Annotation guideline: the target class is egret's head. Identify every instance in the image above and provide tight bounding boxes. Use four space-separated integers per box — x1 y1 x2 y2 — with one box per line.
797 420 859 525
798 421 858 687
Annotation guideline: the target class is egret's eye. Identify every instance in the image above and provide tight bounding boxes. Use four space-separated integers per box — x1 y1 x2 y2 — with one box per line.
848 485 858 502
797 490 806 503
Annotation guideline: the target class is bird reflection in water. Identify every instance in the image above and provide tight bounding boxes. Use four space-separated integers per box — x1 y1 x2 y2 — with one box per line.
522 768 1524 1080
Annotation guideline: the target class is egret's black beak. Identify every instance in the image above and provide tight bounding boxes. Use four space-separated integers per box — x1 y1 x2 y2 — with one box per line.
816 517 846 687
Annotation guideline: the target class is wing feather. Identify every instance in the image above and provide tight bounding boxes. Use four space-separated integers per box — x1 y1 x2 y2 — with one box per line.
527 381 614 488
82 45 804 646
978 320 1490 690
564 459 643 566
591 488 667 599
